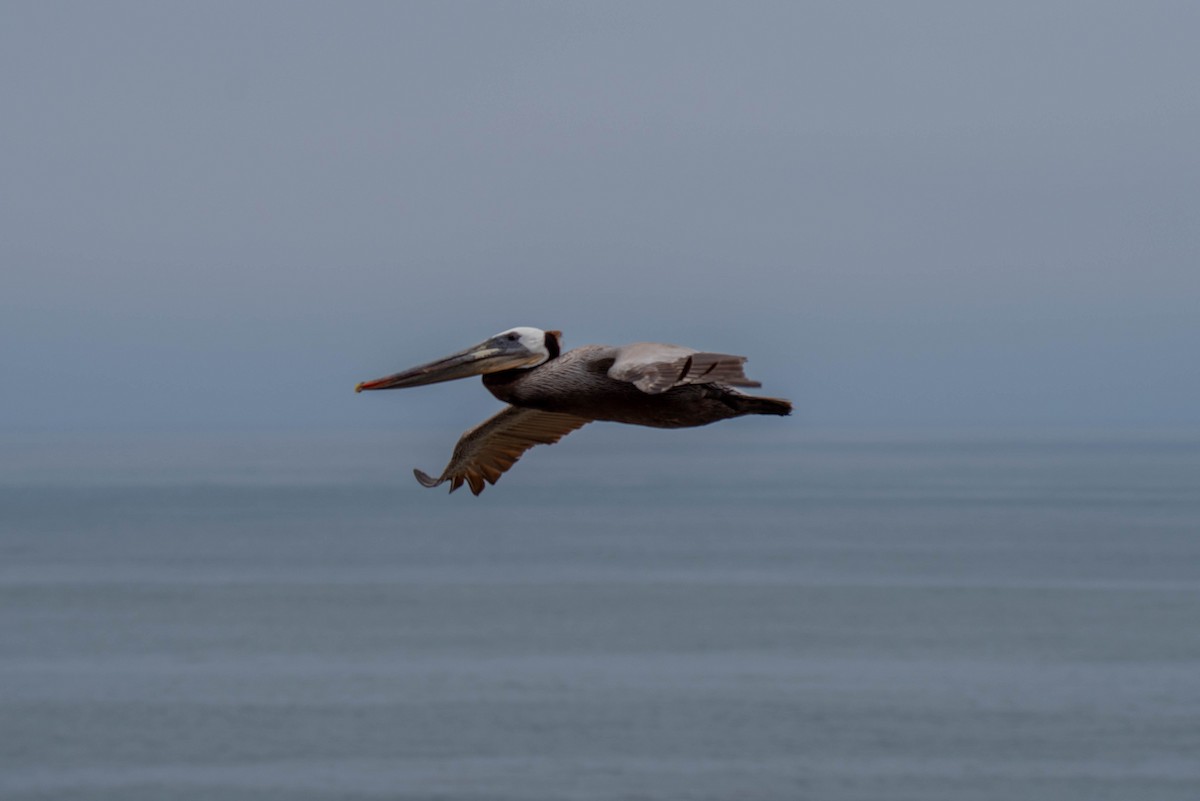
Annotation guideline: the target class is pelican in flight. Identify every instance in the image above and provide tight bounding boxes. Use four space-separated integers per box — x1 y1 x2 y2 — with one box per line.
356 327 791 495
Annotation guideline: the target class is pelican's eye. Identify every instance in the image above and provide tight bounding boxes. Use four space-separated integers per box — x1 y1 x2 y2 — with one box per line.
506 333 519 342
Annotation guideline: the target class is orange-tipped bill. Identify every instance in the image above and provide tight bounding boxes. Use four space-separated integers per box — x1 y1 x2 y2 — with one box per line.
355 336 545 393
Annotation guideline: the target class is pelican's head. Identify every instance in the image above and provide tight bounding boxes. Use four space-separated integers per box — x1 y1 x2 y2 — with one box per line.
356 327 562 392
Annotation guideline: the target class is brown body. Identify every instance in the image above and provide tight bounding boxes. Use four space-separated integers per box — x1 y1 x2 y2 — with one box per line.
483 345 788 428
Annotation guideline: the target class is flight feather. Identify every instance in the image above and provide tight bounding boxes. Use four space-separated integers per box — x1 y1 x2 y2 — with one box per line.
414 406 591 495
607 343 762 394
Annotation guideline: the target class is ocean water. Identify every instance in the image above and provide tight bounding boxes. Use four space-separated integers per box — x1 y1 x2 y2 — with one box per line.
2 426 1199 800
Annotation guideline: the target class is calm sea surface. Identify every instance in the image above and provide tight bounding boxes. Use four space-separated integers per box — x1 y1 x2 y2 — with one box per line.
2 427 1199 800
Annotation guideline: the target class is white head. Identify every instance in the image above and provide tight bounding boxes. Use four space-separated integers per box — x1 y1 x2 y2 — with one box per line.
491 326 559 364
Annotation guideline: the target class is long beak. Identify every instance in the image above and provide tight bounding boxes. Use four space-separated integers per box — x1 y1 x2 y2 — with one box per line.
356 340 529 392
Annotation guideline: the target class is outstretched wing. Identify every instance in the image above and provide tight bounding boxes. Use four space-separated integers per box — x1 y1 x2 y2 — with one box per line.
414 406 592 495
607 343 763 395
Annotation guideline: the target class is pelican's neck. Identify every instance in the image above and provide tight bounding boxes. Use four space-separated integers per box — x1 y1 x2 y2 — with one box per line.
482 367 532 404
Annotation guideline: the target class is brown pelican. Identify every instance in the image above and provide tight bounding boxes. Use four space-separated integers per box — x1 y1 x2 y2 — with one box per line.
356 327 792 495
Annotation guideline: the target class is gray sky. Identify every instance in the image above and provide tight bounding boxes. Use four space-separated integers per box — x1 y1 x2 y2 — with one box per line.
3 2 1198 432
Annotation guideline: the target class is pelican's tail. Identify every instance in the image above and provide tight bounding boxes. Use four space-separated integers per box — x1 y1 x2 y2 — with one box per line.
735 394 792 417
720 390 787 417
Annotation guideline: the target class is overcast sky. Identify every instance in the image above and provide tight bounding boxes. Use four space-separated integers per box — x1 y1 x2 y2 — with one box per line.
3 2 1198 433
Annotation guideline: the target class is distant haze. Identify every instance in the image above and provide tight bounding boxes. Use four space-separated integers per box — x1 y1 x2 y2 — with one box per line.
3 2 1197 432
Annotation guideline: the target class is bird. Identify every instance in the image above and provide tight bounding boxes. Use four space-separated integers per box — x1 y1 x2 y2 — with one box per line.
355 327 792 495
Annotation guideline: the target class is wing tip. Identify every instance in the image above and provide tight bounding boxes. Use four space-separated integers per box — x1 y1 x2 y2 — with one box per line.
413 468 443 489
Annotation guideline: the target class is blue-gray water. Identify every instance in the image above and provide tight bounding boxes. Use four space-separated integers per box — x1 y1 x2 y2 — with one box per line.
2 427 1199 800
